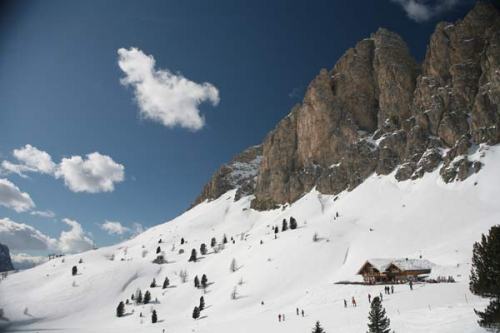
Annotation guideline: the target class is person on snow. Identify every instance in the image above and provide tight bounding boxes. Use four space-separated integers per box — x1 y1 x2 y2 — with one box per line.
344 299 347 308
278 314 281 322
296 308 299 316
301 309 304 317
283 314 285 321
379 292 383 301
368 293 371 303
351 297 357 307
409 280 413 290
391 285 394 294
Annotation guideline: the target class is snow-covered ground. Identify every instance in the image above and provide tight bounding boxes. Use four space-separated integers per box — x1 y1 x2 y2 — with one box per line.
1 145 499 333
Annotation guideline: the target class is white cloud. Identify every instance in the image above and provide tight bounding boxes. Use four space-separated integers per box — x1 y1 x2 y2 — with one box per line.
0 178 35 212
55 152 125 193
100 220 129 235
118 47 220 131
11 252 47 270
390 0 461 22
1 146 125 194
58 218 95 253
0 217 57 251
30 210 56 218
0 217 94 255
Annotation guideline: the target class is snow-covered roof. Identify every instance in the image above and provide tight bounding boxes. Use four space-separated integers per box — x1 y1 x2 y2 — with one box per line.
359 258 434 274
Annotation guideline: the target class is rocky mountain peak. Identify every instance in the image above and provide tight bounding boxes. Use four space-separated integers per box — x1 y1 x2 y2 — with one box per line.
0 243 14 273
195 3 499 210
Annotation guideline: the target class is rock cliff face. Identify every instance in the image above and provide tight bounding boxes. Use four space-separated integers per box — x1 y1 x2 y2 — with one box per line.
195 3 500 210
193 145 262 205
0 243 14 272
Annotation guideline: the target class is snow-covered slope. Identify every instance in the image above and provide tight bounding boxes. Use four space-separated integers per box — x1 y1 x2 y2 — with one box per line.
1 145 499 333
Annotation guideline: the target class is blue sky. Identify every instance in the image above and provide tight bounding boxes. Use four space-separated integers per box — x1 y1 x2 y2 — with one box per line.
0 0 477 257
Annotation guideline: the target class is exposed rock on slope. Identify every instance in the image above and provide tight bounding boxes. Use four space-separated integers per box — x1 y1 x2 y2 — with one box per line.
195 3 500 210
0 243 14 272
193 145 262 205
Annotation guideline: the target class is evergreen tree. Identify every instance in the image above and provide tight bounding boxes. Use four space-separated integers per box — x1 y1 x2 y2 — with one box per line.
156 246 161 254
290 217 298 230
72 266 78 276
192 306 200 319
150 278 157 288
116 301 125 317
143 290 151 304
230 258 238 272
311 321 325 333
367 297 391 333
162 276 170 289
210 237 217 248
223 234 228 244
199 296 205 310
194 275 200 288
136 290 143 304
189 248 197 262
282 219 288 232
151 310 157 323
201 274 208 289
470 225 500 329
200 243 207 255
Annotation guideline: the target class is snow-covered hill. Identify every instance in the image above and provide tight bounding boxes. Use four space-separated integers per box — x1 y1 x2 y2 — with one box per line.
1 145 499 333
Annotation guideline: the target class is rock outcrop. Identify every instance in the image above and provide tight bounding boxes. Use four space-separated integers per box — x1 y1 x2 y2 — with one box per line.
0 243 14 272
194 3 500 210
193 145 262 205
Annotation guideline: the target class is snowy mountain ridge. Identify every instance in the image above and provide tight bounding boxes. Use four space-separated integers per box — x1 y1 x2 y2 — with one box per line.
0 144 499 332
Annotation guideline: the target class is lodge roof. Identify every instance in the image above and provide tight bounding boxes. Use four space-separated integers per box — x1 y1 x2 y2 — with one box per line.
357 258 434 274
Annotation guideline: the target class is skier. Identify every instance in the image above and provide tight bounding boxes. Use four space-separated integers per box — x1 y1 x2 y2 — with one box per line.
409 280 413 290
301 309 305 317
278 314 281 322
344 299 347 308
283 314 285 321
296 308 299 316
391 285 394 294
379 292 383 301
351 297 357 307
368 293 371 303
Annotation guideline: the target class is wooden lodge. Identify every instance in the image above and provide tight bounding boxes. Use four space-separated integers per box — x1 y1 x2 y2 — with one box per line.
357 258 433 283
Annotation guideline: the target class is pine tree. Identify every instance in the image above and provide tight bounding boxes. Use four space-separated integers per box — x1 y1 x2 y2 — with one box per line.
311 321 325 333
72 266 78 276
192 306 200 319
200 243 207 255
201 274 208 289
282 219 288 232
116 301 125 317
143 290 151 304
367 297 391 333
136 289 143 304
188 248 197 262
150 278 157 288
210 237 217 248
470 225 500 329
151 310 157 323
199 296 205 310
194 275 200 288
156 246 161 254
290 217 298 230
162 276 170 289
230 258 238 272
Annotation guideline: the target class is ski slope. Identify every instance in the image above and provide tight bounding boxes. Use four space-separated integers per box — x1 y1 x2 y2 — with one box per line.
1 145 499 333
